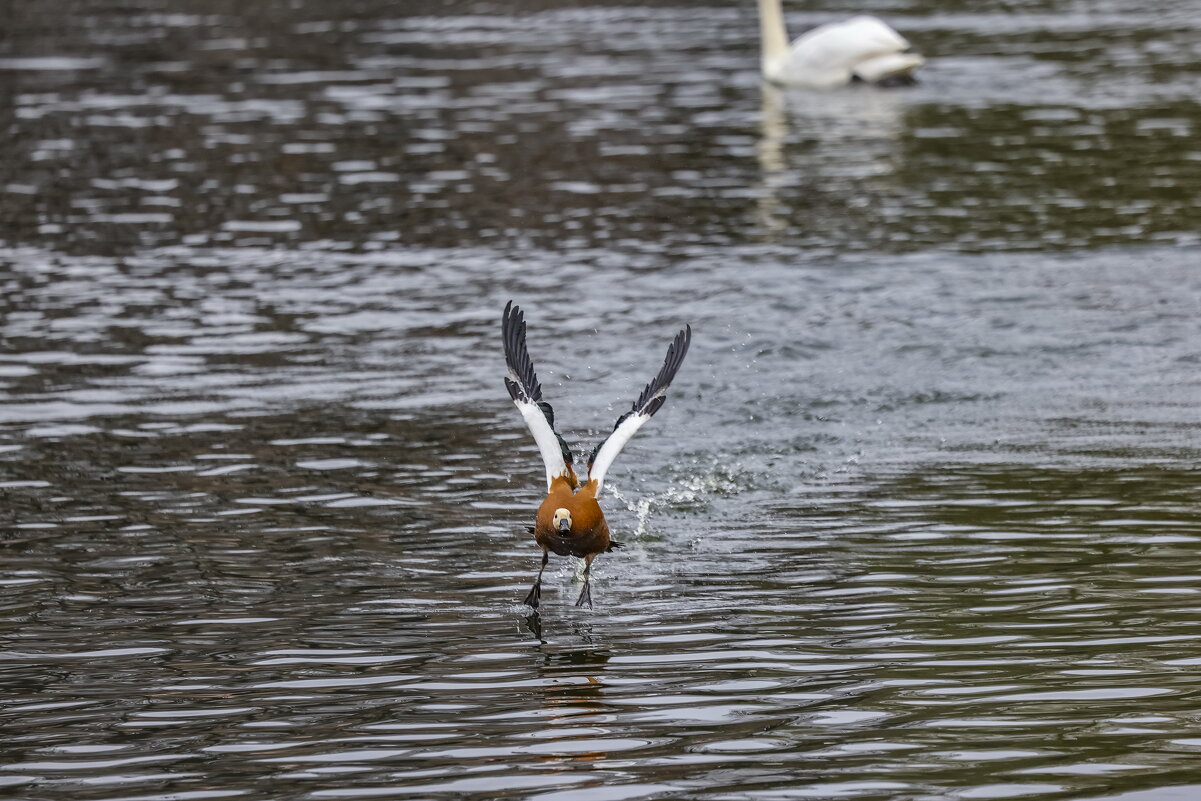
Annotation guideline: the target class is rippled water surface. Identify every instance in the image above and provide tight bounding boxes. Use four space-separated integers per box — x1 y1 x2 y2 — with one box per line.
3 1 1201 799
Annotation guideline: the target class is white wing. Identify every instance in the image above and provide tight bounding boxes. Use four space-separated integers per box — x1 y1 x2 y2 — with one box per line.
502 301 574 491
853 51 925 83
779 15 922 87
587 325 691 497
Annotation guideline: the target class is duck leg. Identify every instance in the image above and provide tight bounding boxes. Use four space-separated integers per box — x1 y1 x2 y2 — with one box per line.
524 550 549 608
575 554 595 608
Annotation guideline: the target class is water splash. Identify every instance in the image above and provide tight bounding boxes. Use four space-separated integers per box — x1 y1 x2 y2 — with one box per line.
606 462 749 539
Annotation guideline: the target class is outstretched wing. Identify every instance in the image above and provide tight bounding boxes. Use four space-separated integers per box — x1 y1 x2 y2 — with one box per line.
587 324 691 496
502 301 574 491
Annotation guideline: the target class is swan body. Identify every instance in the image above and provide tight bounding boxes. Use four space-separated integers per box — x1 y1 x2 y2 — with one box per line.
757 2 924 88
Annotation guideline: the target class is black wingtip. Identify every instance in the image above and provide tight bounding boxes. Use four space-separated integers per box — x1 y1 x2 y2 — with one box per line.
502 301 542 403
631 323 692 415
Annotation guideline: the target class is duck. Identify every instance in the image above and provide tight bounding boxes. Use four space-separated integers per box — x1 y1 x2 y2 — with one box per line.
502 301 691 609
757 3 924 88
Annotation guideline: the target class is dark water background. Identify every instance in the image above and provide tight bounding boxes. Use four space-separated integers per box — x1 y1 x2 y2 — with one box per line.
3 1 1201 799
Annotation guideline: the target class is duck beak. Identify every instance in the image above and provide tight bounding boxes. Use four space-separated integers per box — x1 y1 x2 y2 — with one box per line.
558 518 571 533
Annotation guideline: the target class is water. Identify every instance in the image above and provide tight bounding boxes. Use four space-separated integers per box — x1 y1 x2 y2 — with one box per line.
3 1 1201 799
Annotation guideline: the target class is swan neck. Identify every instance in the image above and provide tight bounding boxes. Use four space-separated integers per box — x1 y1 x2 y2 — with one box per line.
757 0 791 73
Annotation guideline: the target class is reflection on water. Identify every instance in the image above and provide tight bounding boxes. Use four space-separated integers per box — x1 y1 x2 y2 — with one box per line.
3 0 1201 799
756 85 907 242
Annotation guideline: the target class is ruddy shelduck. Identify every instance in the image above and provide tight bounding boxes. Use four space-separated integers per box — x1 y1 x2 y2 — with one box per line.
502 301 692 608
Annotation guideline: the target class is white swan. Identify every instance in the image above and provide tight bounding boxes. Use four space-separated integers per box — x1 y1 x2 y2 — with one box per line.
757 2 924 88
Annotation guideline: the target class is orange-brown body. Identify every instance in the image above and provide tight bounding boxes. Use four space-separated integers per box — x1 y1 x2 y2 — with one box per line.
535 476 611 558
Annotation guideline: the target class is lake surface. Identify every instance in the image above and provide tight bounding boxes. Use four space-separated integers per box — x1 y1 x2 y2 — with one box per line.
3 1 1201 799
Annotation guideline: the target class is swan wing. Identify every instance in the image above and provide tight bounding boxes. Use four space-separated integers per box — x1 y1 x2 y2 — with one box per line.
587 325 691 497
502 301 574 491
853 51 925 83
780 15 919 86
